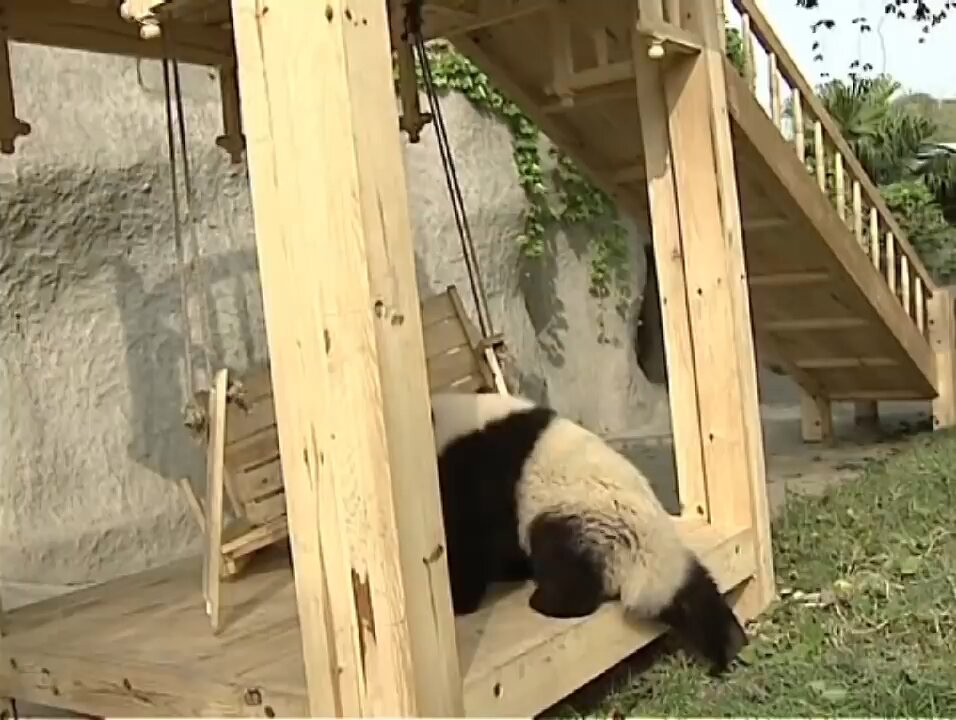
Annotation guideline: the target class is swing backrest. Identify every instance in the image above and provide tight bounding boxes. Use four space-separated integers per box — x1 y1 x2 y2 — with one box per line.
218 285 500 526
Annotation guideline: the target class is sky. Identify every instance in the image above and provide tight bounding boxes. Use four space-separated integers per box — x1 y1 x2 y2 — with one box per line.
754 0 956 99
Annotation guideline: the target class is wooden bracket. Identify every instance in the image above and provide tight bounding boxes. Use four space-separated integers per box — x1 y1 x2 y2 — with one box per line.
0 33 30 155
389 0 431 143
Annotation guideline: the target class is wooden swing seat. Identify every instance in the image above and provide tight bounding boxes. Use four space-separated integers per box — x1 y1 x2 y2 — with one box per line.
179 284 508 629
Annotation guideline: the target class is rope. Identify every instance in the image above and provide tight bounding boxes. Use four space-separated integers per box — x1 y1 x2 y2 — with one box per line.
161 33 215 434
161 54 197 409
406 1 495 339
171 54 215 387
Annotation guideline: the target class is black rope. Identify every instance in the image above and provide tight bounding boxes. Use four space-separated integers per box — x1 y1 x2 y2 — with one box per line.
405 1 494 339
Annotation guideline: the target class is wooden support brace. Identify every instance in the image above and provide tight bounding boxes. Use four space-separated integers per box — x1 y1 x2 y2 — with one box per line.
0 33 30 155
230 0 462 714
928 287 956 429
201 369 228 632
800 390 833 443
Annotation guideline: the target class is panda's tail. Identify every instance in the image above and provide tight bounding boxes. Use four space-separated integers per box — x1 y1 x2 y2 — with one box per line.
652 556 749 676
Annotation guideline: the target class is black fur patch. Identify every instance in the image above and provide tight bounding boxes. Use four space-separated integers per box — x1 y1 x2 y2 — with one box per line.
436 405 555 614
527 512 607 618
656 557 749 676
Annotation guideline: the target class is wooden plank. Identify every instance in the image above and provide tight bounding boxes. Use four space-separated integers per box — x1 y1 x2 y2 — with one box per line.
799 390 833 443
231 0 462 714
0 515 749 720
202 369 228 634
731 0 936 291
2 0 233 67
677 0 775 617
929 288 956 429
631 8 709 523
460 520 754 717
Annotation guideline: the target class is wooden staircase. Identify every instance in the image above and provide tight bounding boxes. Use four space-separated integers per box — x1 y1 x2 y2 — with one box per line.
423 0 941 410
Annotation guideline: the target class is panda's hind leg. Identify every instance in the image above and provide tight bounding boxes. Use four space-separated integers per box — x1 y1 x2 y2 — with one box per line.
527 513 605 618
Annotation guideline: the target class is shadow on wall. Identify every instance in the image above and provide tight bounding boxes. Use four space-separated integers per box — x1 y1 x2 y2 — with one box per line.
109 245 265 500
518 226 569 371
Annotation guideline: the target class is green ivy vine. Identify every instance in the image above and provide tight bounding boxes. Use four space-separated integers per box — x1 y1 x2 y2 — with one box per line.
397 34 746 299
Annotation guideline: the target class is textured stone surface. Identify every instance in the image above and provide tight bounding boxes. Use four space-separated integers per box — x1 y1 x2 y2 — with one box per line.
0 44 665 586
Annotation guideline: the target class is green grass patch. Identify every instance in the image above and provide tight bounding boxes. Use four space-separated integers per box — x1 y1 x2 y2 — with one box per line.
559 429 956 717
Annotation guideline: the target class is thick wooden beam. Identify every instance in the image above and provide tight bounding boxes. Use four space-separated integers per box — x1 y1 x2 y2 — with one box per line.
631 2 708 525
230 0 462 715
3 0 233 66
929 287 956 429
660 0 775 618
800 389 833 443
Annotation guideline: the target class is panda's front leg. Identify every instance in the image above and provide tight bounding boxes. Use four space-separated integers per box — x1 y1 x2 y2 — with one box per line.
526 514 605 618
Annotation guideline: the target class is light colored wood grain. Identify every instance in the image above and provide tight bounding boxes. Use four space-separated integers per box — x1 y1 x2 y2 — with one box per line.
233 0 467 714
791 87 804 162
202 368 228 633
929 287 956 428
0 517 752 720
799 390 833 443
869 206 880 270
834 152 845 222
813 119 825 190
887 231 897 295
901 254 912 318
673 0 775 617
768 51 781 129
631 8 709 523
852 180 863 247
229 0 367 713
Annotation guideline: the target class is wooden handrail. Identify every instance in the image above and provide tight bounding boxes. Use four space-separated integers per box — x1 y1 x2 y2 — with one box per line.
729 0 936 296
727 0 934 342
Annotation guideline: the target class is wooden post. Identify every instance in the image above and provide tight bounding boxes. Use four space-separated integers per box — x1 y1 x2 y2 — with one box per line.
229 0 463 716
636 0 775 618
800 389 833 443
665 0 776 617
632 0 709 524
929 287 956 429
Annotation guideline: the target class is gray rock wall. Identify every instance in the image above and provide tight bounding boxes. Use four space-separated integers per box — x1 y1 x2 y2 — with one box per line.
0 44 665 587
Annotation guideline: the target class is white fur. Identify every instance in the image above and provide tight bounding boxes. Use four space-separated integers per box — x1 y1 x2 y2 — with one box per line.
430 391 694 618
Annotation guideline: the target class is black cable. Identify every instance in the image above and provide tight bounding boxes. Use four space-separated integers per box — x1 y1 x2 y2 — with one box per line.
406 1 494 338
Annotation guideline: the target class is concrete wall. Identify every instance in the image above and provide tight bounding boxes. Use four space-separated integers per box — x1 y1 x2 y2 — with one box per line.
0 45 666 588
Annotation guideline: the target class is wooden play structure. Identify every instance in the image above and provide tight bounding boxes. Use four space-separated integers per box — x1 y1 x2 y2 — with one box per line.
2 0 956 717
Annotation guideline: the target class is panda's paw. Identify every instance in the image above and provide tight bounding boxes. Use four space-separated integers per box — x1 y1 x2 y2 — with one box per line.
529 585 597 618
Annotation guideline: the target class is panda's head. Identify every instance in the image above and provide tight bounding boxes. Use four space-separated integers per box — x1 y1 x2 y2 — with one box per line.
429 391 536 455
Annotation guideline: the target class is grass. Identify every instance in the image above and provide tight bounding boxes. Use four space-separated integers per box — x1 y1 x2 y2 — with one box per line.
558 428 956 717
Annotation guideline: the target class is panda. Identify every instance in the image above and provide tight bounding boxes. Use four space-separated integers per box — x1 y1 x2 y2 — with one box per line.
429 390 749 676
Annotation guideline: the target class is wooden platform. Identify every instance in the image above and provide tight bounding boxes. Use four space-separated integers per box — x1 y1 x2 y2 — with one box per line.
0 518 754 718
